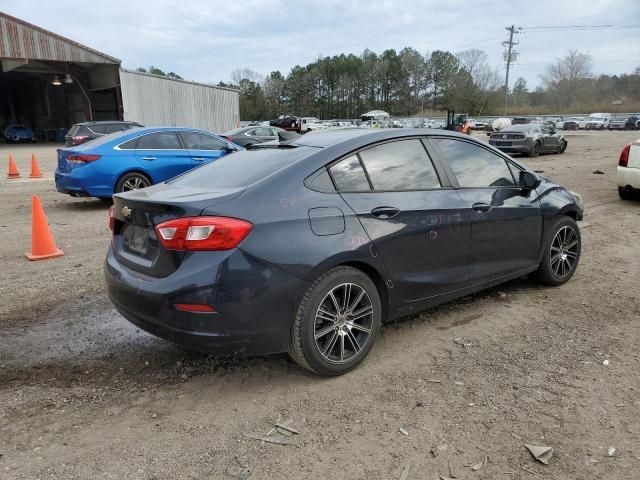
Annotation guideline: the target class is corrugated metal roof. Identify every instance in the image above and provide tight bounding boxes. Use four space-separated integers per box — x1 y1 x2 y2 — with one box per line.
119 69 240 133
0 12 120 64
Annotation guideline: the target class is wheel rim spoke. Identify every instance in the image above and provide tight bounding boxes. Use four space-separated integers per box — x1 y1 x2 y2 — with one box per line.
323 331 339 356
550 226 579 278
346 321 371 334
315 324 335 340
349 306 373 321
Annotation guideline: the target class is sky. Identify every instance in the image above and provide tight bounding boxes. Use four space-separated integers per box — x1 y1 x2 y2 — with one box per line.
2 0 639 89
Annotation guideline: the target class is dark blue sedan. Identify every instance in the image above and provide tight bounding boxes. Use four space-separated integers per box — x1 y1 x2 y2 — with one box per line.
105 128 584 375
55 127 240 199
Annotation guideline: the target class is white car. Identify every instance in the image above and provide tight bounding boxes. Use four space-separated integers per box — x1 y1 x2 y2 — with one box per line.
617 139 640 200
585 117 610 130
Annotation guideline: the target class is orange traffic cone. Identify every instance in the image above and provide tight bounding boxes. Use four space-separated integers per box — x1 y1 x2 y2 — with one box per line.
7 154 20 179
25 195 64 261
29 154 43 178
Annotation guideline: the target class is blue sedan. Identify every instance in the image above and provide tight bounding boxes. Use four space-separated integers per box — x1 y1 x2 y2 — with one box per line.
55 127 241 200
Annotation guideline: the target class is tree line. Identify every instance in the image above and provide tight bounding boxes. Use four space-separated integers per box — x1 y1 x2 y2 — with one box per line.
218 49 640 120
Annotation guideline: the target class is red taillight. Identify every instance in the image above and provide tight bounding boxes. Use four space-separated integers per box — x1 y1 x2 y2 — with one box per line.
68 154 101 163
155 216 253 251
224 136 234 142
108 205 115 232
173 303 216 313
72 135 89 144
619 144 631 167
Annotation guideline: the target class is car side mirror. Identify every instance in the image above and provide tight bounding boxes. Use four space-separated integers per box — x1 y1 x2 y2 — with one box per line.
519 171 541 190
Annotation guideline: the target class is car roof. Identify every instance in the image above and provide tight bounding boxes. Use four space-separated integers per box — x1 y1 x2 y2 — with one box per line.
75 120 140 126
290 127 465 148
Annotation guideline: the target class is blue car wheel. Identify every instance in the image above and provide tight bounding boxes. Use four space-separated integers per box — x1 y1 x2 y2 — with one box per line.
115 172 152 193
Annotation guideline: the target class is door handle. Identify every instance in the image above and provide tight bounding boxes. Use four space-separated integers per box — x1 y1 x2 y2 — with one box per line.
472 202 492 213
371 206 400 219
192 157 206 161
142 156 156 161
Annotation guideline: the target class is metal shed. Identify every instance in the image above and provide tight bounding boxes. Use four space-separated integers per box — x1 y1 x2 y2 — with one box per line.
119 69 239 133
0 12 239 139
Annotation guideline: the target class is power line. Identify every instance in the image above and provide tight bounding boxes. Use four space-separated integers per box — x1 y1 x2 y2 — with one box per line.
521 23 640 32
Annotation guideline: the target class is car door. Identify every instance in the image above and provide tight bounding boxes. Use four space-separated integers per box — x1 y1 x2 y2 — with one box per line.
430 137 542 284
329 138 471 301
179 131 232 166
539 125 558 151
134 130 193 182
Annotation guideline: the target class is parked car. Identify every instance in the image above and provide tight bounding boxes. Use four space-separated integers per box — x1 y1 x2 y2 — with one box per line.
584 116 610 130
559 120 579 131
617 138 640 200
65 121 143 147
270 114 299 130
489 124 567 157
467 118 487 130
609 115 639 130
223 125 284 147
55 127 240 200
557 117 583 130
3 124 36 143
105 128 584 376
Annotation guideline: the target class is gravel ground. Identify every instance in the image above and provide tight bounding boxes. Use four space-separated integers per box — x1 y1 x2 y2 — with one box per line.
0 131 639 479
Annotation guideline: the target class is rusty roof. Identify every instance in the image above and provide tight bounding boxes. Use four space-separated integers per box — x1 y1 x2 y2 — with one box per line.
0 12 120 64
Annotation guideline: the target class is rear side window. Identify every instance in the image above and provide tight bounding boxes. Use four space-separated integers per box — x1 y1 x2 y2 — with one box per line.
432 138 515 188
330 155 371 192
119 137 139 150
88 125 106 134
137 131 182 149
358 139 440 191
181 131 227 150
170 147 316 188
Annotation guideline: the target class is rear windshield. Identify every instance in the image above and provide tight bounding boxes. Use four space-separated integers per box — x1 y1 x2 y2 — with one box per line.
169 147 317 189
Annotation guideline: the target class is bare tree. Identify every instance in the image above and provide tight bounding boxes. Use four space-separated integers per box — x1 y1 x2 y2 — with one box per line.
541 50 593 106
230 68 263 85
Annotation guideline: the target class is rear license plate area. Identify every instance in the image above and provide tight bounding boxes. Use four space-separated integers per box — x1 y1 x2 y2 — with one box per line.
496 141 512 147
123 224 150 256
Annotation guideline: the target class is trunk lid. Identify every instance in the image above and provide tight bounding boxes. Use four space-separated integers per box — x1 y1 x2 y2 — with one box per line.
111 184 245 277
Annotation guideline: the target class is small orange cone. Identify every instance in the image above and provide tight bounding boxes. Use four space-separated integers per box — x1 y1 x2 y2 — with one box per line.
29 154 43 178
7 154 20 179
25 195 64 261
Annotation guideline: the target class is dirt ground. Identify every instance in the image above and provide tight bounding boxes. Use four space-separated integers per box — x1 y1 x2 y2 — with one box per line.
1 131 639 479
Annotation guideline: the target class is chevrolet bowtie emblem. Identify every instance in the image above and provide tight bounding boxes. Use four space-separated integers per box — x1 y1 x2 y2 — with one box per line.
121 206 132 217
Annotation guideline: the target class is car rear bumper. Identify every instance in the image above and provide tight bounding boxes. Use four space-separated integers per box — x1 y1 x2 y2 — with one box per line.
55 167 114 199
104 246 309 356
617 166 640 190
489 143 531 153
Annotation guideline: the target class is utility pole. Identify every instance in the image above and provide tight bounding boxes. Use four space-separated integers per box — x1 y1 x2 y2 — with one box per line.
502 25 519 116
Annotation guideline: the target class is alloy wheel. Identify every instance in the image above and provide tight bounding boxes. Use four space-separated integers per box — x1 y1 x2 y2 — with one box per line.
550 226 579 278
314 283 374 364
122 176 150 191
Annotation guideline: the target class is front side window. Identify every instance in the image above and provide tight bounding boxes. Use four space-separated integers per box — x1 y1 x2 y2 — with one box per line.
330 155 371 192
137 131 182 150
432 138 515 188
181 131 226 150
358 139 441 191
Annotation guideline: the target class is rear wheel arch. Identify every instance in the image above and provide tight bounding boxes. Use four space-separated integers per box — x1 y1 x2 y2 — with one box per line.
339 261 389 322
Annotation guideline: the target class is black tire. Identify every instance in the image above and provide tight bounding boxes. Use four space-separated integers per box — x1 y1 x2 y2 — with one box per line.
528 142 541 157
289 266 382 376
533 216 581 286
115 172 151 193
618 188 637 201
558 140 567 154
